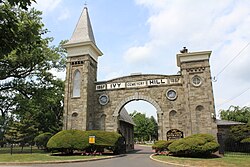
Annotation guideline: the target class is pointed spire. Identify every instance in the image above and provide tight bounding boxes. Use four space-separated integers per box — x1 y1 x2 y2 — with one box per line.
67 7 96 45
64 6 102 61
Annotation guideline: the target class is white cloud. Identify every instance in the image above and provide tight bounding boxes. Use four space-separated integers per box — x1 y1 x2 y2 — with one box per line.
127 0 250 67
32 0 62 14
123 43 153 63
58 8 70 21
125 0 250 109
50 69 65 81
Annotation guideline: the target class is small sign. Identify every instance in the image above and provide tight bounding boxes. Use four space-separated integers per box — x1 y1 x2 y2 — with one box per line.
166 129 183 140
89 136 95 144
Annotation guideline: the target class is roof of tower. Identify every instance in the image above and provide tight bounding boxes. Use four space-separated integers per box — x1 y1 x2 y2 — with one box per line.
66 7 96 45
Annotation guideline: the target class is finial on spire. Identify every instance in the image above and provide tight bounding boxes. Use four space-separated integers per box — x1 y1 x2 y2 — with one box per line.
84 1 87 8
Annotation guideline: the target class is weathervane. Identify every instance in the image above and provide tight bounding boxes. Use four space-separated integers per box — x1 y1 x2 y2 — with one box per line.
84 1 87 7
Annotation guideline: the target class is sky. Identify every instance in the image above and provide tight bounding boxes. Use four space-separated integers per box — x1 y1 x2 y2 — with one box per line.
33 0 250 119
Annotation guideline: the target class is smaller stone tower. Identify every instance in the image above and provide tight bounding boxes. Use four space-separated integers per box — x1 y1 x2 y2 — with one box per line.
63 7 102 130
177 50 217 137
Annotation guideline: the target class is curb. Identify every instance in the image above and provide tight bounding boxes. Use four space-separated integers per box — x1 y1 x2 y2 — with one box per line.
149 154 194 167
0 154 125 166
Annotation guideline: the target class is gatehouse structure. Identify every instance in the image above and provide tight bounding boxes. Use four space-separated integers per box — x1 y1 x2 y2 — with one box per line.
62 7 218 148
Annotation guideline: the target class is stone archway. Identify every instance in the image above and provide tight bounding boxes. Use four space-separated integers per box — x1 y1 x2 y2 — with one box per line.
113 93 163 117
63 5 217 145
112 93 164 140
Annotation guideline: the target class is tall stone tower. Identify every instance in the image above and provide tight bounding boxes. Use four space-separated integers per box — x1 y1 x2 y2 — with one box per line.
63 7 102 130
177 51 217 136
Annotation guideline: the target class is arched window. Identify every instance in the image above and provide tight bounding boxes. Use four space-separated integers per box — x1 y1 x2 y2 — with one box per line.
71 112 78 129
100 114 106 131
195 105 204 133
169 110 178 129
72 70 81 97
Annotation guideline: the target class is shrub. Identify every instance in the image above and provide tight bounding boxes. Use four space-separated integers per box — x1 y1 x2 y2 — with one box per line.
47 130 124 154
152 140 173 153
84 130 124 154
34 132 53 150
229 124 250 142
168 134 219 157
47 130 87 154
241 137 250 143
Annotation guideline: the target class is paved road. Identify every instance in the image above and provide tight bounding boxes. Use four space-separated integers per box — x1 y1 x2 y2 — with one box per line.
23 145 175 167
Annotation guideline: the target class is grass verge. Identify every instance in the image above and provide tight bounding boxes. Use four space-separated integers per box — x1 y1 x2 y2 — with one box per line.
0 153 107 163
152 154 250 167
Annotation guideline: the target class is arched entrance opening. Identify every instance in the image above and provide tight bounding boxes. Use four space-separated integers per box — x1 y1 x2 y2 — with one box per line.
113 95 163 151
124 100 158 143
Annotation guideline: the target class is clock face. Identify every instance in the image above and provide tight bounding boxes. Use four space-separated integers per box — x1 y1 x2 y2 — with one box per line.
99 94 109 105
166 89 177 100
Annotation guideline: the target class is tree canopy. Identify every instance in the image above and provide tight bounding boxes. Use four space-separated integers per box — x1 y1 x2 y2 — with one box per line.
0 0 36 9
0 2 66 146
130 111 158 141
220 105 250 124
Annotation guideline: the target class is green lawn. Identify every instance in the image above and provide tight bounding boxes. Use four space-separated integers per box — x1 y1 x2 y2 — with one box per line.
0 153 107 162
0 147 108 163
0 146 44 154
153 154 250 167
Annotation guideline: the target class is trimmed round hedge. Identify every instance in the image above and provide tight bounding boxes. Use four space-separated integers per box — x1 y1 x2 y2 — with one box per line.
168 134 219 157
47 130 124 154
34 132 53 150
152 140 173 153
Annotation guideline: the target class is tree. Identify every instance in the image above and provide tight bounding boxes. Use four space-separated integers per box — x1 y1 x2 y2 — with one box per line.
220 105 250 124
0 91 16 146
130 111 158 141
0 0 37 59
0 3 66 92
228 124 250 143
5 118 38 151
0 0 36 10
13 78 64 134
0 3 66 145
150 116 158 140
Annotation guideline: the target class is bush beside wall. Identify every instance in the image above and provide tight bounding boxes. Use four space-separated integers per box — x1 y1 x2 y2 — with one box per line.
168 134 219 157
152 140 173 153
47 130 124 154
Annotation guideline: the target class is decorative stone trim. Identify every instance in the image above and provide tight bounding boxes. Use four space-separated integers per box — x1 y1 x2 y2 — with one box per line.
71 61 84 65
186 67 205 73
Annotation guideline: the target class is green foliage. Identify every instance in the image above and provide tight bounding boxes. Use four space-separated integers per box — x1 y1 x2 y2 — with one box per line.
168 134 219 157
47 130 87 154
0 0 36 10
34 132 53 150
220 106 250 124
130 111 158 141
152 140 173 152
47 130 124 154
229 124 250 142
4 118 38 146
241 137 250 143
0 2 66 144
240 137 250 144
